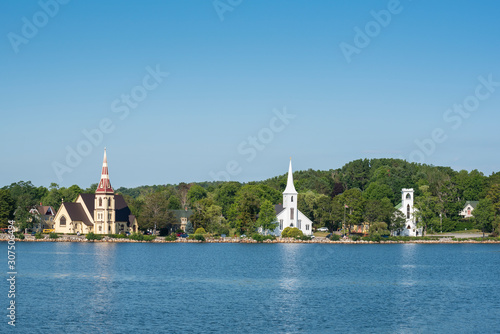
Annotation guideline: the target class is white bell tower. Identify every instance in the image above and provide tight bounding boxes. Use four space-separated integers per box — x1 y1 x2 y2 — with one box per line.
283 158 298 229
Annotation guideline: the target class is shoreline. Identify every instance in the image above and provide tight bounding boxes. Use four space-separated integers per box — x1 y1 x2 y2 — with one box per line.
2 235 499 244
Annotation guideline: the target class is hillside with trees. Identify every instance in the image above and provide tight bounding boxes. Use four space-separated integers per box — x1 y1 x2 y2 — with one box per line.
1 159 499 236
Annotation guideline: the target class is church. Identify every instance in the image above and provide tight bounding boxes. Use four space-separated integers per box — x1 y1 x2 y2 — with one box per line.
393 188 422 237
53 149 138 235
274 159 314 236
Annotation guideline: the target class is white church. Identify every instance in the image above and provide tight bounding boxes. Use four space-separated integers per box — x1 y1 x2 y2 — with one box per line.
272 159 314 236
393 188 423 237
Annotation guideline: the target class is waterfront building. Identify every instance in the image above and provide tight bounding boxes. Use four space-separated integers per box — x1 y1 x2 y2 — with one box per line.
394 188 422 237
273 159 314 236
53 149 138 235
459 201 479 219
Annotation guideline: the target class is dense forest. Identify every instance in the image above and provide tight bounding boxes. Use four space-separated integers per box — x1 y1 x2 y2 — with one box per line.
1 159 499 236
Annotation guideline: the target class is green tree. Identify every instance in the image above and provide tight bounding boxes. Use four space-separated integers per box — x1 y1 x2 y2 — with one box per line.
473 199 495 234
257 199 277 233
369 222 390 237
214 181 241 217
0 189 14 228
187 184 207 205
140 191 176 231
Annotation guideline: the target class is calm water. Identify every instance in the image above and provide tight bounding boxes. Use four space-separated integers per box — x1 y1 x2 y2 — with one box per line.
1 242 500 333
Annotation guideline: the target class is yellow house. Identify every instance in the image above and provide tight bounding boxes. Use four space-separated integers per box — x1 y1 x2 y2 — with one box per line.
53 149 138 235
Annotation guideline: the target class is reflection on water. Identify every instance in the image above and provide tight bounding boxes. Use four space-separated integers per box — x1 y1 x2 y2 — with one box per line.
8 242 500 333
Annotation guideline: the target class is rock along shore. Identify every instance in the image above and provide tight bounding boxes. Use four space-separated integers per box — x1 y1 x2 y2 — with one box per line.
1 234 499 244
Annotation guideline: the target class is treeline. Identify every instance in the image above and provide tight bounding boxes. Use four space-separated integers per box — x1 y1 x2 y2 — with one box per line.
1 159 499 235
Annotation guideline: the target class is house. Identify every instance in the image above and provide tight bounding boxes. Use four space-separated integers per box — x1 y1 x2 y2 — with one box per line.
459 201 479 219
172 208 194 232
272 159 314 236
393 188 422 237
53 149 138 235
29 204 56 231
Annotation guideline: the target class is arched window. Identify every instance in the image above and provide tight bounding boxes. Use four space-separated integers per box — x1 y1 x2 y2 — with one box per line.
99 198 102 206
406 193 411 200
407 204 410 219
291 196 294 202
108 198 111 207
60 216 66 226
290 208 294 220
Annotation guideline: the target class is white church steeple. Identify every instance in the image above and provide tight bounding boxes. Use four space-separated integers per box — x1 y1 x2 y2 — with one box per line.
283 158 297 195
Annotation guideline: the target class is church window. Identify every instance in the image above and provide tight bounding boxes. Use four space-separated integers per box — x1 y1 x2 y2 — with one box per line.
108 213 112 220
60 216 66 226
406 193 411 200
291 196 294 202
279 220 283 230
108 198 111 207
109 226 111 231
407 225 411 229
407 204 410 219
99 226 102 231
290 208 294 220
99 198 102 206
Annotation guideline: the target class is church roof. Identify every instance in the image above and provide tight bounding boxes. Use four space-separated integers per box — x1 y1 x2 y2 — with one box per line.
80 193 95 213
63 203 93 226
283 159 297 194
115 195 132 222
275 204 284 216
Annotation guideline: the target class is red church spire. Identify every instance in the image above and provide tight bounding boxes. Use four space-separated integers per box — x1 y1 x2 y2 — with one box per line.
96 148 114 194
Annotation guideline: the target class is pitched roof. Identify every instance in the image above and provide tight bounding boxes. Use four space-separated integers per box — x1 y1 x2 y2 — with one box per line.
395 202 402 209
63 203 93 226
35 205 55 216
172 209 194 220
115 195 132 222
464 201 479 209
275 204 284 216
80 193 95 213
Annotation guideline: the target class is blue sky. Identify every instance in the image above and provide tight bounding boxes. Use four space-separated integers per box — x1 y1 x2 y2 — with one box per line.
1 0 499 188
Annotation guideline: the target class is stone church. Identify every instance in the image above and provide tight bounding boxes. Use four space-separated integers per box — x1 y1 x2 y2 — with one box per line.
53 149 138 235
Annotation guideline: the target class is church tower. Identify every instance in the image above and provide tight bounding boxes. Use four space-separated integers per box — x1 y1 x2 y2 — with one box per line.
283 158 298 229
94 148 116 234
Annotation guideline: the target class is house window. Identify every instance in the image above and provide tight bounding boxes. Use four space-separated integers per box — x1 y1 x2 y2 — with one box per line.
298 220 301 229
279 220 283 230
60 216 66 226
290 208 294 220
407 204 410 219
306 224 309 231
468 210 471 215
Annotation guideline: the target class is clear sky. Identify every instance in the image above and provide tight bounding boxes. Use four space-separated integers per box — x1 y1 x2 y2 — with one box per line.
1 0 499 189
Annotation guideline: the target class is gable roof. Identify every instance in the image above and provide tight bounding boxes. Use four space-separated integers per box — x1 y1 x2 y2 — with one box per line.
35 205 55 216
464 201 479 209
115 195 132 222
395 202 402 209
79 193 95 214
275 204 284 216
63 203 93 226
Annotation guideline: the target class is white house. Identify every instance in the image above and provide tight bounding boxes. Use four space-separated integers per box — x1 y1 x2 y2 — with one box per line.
459 201 479 219
273 159 314 236
394 188 422 237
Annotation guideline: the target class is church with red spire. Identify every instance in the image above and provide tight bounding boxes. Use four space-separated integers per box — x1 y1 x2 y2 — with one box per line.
53 149 138 235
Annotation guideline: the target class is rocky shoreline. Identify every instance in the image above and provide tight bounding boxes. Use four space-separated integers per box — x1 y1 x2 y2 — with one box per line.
1 234 499 244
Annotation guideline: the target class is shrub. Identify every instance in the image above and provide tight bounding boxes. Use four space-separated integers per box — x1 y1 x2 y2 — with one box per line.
143 235 156 242
175 229 184 234
115 233 127 239
220 227 230 236
296 235 312 241
195 228 206 235
49 232 59 239
193 234 205 242
263 235 276 241
369 222 390 237
351 235 361 241
164 234 177 241
34 232 43 239
281 227 303 238
86 232 102 241
252 233 264 242
15 233 25 240
329 234 341 241
129 233 144 241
